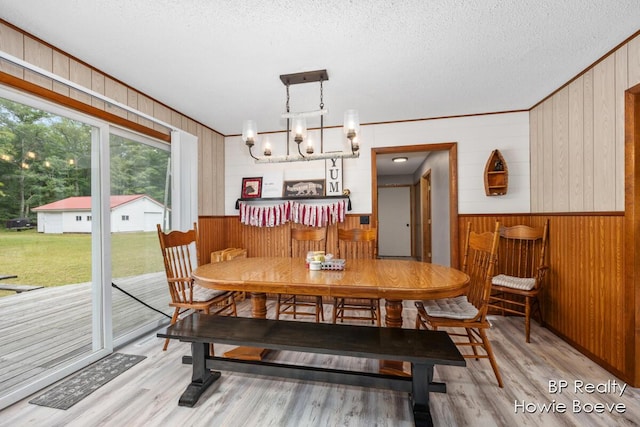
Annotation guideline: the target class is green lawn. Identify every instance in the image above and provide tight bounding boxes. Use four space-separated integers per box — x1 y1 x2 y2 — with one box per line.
0 229 164 288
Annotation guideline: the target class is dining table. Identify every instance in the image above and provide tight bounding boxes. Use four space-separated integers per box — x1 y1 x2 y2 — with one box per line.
192 256 470 375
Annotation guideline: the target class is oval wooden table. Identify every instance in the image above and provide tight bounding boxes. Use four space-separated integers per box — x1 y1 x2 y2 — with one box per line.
193 257 470 374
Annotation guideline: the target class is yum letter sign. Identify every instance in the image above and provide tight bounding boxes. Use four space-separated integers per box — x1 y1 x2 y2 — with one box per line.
325 158 342 195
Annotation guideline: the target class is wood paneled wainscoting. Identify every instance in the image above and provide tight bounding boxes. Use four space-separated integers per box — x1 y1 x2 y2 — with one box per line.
198 215 373 262
199 213 636 386
458 213 636 386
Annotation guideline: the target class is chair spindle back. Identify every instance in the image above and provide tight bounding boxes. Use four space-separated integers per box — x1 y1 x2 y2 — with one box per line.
498 221 549 284
157 222 200 304
461 221 500 318
337 228 377 259
291 227 327 257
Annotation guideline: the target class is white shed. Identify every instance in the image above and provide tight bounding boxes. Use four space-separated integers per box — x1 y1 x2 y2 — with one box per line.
32 195 166 233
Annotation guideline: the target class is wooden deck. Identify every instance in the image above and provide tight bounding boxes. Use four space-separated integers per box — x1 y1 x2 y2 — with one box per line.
0 272 170 398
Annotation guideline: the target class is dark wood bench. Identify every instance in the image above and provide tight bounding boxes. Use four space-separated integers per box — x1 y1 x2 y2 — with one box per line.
158 313 465 427
0 283 43 293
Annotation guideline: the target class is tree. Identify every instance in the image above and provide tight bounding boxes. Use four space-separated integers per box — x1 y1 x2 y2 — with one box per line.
0 99 52 219
49 117 92 198
110 135 169 203
0 99 92 223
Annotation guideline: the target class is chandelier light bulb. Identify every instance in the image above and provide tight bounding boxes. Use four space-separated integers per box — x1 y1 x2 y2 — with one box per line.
292 117 307 145
242 120 258 147
343 109 360 140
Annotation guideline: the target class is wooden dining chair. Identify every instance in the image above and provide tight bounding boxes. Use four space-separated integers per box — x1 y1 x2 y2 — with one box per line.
332 228 381 326
415 221 503 387
157 223 237 351
488 219 549 343
210 247 247 263
275 226 326 322
221 248 248 301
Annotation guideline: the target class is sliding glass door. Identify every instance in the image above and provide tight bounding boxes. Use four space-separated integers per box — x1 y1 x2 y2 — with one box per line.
109 129 172 343
0 87 176 408
0 90 108 408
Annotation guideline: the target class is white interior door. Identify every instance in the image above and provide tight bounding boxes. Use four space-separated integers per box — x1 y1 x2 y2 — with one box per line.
378 186 412 257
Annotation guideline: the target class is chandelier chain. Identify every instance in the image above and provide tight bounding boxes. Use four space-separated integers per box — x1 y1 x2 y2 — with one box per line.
320 80 324 152
285 83 291 155
286 83 290 113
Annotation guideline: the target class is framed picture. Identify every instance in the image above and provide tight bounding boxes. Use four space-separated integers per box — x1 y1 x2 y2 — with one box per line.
241 177 262 198
283 179 325 197
261 171 283 198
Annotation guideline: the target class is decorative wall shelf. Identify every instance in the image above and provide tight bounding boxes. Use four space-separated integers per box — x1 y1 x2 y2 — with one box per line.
484 149 508 196
235 195 351 210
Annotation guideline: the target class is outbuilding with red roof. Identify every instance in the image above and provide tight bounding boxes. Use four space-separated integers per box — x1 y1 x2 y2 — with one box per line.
32 195 166 233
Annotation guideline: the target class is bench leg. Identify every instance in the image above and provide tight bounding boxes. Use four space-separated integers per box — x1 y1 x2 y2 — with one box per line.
178 342 220 407
411 363 434 427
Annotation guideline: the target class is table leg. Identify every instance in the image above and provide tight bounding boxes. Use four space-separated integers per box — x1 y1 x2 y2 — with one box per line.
223 292 269 361
379 299 411 376
251 292 267 318
411 363 435 427
384 298 404 328
179 342 221 407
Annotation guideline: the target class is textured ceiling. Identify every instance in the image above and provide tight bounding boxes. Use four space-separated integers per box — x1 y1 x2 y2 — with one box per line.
1 1 639 138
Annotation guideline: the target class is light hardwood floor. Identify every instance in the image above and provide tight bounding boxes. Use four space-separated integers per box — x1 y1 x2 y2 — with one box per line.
1 300 638 427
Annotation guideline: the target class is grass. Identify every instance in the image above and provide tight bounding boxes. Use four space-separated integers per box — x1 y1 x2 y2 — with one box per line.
0 228 164 289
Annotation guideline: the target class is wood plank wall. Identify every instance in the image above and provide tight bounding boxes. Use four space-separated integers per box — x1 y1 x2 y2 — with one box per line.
198 215 373 263
530 34 640 212
458 213 629 382
198 130 225 216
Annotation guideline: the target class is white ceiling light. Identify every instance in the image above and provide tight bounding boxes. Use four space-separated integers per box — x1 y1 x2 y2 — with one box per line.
242 70 360 163
392 157 408 163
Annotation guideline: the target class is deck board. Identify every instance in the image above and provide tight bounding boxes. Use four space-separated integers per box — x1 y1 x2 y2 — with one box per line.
0 272 170 395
